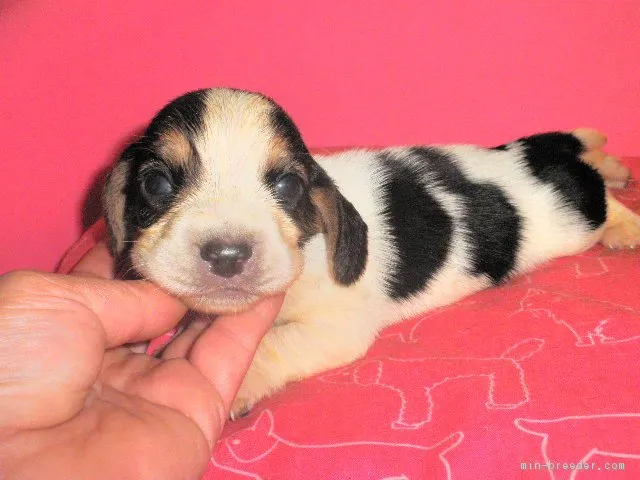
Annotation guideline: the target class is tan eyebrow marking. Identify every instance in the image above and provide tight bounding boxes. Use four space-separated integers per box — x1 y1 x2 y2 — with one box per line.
156 128 193 167
265 134 310 181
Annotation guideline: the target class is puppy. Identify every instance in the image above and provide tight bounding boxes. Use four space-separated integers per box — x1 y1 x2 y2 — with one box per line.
103 87 640 417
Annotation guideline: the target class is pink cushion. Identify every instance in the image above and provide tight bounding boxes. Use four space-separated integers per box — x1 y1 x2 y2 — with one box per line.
58 158 640 479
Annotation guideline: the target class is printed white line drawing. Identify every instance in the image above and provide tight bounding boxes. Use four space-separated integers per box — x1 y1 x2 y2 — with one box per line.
548 253 625 280
320 339 543 429
513 288 640 347
515 414 640 480
404 298 481 344
211 409 464 480
574 256 609 278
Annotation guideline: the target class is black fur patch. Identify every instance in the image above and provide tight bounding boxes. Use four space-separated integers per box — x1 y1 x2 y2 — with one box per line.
118 90 208 258
410 148 521 284
464 183 520 281
512 132 606 228
146 89 210 140
378 153 453 299
379 148 522 299
268 101 334 190
270 105 310 162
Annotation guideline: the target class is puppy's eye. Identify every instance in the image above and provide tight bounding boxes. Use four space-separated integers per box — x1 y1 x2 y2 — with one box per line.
142 171 173 202
275 173 304 208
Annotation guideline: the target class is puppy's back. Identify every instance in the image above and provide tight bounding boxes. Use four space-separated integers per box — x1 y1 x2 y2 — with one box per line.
306 133 605 323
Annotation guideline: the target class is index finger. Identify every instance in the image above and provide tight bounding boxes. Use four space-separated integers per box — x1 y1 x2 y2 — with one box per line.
1 271 188 348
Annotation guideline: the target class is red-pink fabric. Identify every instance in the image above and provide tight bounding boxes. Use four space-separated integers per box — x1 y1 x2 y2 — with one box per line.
58 160 640 479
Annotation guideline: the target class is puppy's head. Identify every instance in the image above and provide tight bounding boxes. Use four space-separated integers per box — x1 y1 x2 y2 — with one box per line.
104 88 367 313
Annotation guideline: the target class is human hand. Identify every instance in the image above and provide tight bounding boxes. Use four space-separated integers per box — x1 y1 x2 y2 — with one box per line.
0 242 283 480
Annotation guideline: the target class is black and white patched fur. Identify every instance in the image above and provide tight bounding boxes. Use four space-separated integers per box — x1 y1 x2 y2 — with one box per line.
104 88 640 416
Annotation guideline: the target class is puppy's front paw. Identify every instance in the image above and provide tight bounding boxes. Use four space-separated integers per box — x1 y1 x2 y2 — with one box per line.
228 372 274 421
229 396 254 421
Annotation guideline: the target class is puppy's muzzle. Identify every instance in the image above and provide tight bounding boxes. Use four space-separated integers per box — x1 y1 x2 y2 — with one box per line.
200 240 253 278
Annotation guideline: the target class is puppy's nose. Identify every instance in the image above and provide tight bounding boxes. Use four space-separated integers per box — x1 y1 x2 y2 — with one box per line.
200 241 252 278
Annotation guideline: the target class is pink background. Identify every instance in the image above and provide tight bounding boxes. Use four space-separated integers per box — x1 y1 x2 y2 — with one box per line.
1 1 639 273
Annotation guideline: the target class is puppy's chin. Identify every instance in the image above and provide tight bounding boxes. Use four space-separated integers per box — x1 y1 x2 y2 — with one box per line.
181 290 264 314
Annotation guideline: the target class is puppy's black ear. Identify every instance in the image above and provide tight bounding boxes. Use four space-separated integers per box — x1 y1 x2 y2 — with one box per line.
102 146 133 258
310 167 368 285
